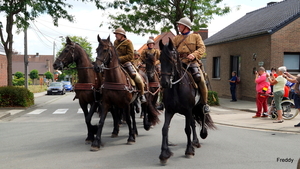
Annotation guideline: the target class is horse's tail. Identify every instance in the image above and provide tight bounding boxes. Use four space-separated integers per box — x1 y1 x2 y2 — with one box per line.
193 104 217 130
146 99 160 126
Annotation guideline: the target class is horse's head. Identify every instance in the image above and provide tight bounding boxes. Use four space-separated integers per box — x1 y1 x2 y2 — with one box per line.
159 38 179 88
145 52 157 79
95 35 114 69
53 37 75 70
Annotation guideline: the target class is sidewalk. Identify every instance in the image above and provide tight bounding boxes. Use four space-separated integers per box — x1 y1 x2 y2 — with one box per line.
1 93 300 133
212 98 300 133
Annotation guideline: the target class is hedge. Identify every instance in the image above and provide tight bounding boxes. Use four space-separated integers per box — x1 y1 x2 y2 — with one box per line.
208 90 219 106
0 86 34 107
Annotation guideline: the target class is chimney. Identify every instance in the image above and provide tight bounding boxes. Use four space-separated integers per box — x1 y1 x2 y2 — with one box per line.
267 2 277 6
149 36 154 40
36 53 39 57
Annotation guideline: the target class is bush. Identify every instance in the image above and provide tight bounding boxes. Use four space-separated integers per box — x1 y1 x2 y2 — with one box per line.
0 86 34 107
12 77 25 86
208 90 219 106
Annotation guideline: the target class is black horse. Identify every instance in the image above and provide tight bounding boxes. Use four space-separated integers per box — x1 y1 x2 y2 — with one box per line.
158 38 216 164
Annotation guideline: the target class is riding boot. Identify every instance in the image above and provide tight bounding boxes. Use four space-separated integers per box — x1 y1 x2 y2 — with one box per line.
190 65 210 113
123 62 137 79
189 63 201 83
134 73 146 103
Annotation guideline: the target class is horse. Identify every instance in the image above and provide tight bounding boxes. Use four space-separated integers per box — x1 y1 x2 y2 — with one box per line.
158 38 216 164
53 37 102 144
91 35 140 151
142 52 161 130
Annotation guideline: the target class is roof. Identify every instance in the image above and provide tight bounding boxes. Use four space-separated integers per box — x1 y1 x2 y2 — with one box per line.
204 0 300 46
137 32 175 53
12 62 51 75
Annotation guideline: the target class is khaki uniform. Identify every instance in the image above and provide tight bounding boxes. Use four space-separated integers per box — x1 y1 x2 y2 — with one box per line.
140 48 161 66
114 39 145 95
173 32 208 105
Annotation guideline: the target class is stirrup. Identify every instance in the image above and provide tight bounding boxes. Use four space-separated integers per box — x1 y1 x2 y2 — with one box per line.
140 95 146 103
203 104 210 114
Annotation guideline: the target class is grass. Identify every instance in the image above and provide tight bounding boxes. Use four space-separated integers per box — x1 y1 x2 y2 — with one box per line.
27 85 47 93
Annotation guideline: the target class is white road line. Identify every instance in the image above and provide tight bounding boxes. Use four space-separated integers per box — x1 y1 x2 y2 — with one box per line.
53 109 68 114
77 108 83 114
28 109 47 115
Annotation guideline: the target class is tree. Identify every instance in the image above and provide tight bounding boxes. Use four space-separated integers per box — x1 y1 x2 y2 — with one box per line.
105 0 232 35
29 69 39 85
44 71 53 81
0 0 103 86
14 71 24 79
56 36 94 82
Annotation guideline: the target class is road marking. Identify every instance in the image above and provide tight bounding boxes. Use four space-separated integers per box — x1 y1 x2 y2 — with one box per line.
53 109 68 114
28 109 47 115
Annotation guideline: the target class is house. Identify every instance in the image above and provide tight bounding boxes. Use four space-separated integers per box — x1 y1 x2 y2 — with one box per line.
0 44 7 86
12 53 54 84
204 0 300 100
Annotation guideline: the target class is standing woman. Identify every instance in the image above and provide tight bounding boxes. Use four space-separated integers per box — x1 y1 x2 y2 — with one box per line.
229 71 237 102
267 66 287 123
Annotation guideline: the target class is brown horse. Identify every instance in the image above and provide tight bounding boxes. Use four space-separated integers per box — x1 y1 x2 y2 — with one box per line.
142 52 161 130
158 38 216 164
53 37 102 144
91 35 140 151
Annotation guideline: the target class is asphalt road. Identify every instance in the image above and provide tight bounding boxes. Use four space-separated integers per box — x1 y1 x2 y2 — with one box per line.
0 92 299 169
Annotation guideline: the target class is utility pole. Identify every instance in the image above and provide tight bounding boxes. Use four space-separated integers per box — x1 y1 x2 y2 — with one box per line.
24 28 28 89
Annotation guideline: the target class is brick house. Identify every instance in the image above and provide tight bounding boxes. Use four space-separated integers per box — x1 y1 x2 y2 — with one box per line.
204 0 300 101
0 44 7 86
12 53 54 84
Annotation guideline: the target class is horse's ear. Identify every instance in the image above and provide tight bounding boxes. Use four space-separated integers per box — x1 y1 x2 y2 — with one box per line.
107 35 110 42
66 37 71 44
167 37 174 50
97 34 101 43
159 39 164 50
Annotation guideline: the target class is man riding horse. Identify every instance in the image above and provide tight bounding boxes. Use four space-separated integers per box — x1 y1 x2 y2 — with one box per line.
173 17 210 113
113 27 146 103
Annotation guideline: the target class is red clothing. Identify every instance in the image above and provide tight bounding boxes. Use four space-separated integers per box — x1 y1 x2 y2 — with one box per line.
284 85 290 98
255 93 269 116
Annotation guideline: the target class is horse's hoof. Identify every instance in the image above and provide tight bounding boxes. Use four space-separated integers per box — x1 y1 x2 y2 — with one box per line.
192 142 201 148
111 133 118 138
160 159 168 165
200 129 208 139
185 154 194 159
90 146 100 152
85 140 92 145
127 140 135 145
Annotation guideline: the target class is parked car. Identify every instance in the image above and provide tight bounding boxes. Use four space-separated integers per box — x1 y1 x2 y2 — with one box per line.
62 81 73 92
47 82 66 95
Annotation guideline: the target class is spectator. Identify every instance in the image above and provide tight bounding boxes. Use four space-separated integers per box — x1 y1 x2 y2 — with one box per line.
229 71 237 102
253 67 271 118
283 72 300 127
270 67 278 95
267 66 287 123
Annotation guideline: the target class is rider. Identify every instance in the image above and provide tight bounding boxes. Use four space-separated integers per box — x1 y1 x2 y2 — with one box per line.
132 50 143 69
140 39 161 74
113 27 146 103
173 17 210 113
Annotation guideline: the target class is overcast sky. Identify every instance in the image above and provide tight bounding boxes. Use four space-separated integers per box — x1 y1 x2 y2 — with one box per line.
0 0 277 58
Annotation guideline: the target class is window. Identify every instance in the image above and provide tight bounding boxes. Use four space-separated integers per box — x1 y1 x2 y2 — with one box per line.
284 53 300 72
230 55 241 78
213 57 220 78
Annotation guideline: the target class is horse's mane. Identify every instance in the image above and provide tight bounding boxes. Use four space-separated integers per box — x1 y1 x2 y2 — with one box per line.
72 42 92 63
100 38 122 65
160 42 182 77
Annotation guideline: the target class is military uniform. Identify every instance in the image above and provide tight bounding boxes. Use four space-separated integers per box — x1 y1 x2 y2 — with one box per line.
173 32 208 106
140 48 161 66
114 39 145 95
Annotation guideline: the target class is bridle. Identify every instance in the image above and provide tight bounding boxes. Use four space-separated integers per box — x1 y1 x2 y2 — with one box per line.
160 47 190 85
96 40 120 71
56 42 94 70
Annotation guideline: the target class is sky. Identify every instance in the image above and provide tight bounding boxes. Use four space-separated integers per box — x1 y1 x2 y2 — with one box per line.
0 0 278 59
